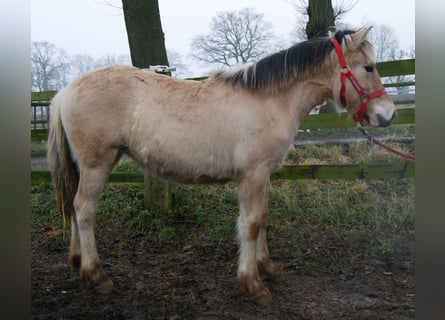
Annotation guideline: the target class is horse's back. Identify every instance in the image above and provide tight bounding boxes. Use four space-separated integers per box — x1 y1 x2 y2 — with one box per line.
54 65 227 175
61 65 140 112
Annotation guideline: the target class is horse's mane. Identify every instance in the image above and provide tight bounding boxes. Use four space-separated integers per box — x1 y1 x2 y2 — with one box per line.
212 30 357 93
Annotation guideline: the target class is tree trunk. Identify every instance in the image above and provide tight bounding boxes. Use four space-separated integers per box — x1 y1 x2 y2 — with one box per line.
306 0 335 40
306 0 336 113
122 0 171 213
122 0 169 67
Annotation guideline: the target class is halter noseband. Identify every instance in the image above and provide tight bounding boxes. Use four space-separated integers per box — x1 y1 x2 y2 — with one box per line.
331 39 387 125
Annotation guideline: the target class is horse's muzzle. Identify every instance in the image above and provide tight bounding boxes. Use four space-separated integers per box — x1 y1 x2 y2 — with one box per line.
377 110 397 127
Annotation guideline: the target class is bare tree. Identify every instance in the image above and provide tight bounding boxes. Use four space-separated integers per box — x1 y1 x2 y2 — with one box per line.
191 8 275 67
31 41 71 91
95 54 131 67
366 24 402 62
70 54 97 76
367 24 415 94
293 0 358 41
167 49 191 78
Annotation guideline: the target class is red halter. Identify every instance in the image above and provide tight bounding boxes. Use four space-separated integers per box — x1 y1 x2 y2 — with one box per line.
331 39 387 125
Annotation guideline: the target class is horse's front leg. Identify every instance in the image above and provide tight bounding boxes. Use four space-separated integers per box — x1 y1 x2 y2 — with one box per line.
237 168 274 304
256 211 284 282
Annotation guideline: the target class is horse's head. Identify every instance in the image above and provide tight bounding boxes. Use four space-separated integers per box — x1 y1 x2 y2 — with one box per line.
331 27 397 127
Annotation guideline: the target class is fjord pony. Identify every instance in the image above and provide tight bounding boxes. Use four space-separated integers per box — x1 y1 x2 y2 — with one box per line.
48 28 396 304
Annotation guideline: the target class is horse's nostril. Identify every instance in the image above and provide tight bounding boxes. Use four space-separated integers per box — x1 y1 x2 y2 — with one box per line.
391 111 397 121
377 114 392 127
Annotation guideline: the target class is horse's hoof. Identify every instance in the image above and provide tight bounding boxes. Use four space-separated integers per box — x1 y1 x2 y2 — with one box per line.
269 270 284 283
237 273 273 304
253 289 273 305
69 255 81 270
258 260 284 283
94 278 113 294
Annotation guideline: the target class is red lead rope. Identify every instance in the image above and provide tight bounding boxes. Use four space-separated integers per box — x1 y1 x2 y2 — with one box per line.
332 39 415 161
357 124 416 161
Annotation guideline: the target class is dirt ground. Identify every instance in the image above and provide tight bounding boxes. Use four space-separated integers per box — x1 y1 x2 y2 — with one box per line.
31 223 414 319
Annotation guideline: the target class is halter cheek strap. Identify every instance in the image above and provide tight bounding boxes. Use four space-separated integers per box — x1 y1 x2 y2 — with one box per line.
331 39 387 125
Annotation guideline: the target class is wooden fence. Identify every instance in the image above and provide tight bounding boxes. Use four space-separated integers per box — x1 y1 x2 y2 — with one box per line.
31 59 415 204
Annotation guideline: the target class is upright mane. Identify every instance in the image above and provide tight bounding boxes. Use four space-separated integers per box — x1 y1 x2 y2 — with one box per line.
213 30 357 93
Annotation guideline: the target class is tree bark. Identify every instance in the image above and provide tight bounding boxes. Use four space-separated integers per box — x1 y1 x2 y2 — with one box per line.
305 0 336 114
122 0 169 67
306 0 335 40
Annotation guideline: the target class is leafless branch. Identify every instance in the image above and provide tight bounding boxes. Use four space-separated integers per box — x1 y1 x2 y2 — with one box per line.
94 0 122 10
292 0 360 40
333 0 359 20
191 8 275 67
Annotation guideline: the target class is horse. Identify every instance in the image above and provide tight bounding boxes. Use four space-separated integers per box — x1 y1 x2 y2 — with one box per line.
47 27 396 304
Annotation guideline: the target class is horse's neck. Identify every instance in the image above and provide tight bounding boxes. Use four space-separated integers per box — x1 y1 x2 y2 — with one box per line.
286 78 333 125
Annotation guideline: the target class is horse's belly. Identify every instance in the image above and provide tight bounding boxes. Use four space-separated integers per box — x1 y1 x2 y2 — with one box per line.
159 172 232 185
145 164 235 185
128 148 239 185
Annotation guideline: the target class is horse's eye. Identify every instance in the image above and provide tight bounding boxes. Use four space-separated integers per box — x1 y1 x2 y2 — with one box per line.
364 65 374 73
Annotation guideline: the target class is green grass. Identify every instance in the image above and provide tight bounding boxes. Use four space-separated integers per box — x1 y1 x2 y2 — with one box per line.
31 178 414 257
287 139 415 166
31 142 47 157
31 139 415 255
112 158 141 173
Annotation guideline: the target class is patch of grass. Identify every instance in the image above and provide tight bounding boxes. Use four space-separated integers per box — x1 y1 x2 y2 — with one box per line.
128 210 177 241
287 144 349 165
288 139 415 165
157 183 238 243
31 177 414 257
112 158 141 173
31 183 65 243
349 141 415 164
89 182 239 244
266 178 414 255
31 142 47 157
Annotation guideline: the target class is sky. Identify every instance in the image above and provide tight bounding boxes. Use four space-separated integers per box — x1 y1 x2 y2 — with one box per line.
31 0 415 77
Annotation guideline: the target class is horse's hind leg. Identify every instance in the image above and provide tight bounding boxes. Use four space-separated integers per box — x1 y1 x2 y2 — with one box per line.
72 154 119 293
69 213 81 269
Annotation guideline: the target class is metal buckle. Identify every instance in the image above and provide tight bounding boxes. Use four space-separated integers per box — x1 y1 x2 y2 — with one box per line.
356 123 374 146
360 93 369 102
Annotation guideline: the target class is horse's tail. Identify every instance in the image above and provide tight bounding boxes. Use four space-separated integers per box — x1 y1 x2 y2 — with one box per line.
47 90 79 224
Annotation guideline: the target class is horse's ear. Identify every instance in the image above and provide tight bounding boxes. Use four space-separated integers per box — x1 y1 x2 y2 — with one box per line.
346 27 373 48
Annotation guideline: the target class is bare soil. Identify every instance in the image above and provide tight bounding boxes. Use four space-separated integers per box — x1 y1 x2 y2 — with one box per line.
31 222 414 319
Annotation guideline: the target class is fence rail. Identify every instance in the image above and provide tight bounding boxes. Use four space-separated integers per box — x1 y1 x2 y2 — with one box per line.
31 162 414 184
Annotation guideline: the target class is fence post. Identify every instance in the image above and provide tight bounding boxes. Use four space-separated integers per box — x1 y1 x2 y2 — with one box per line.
144 172 171 213
142 66 173 214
